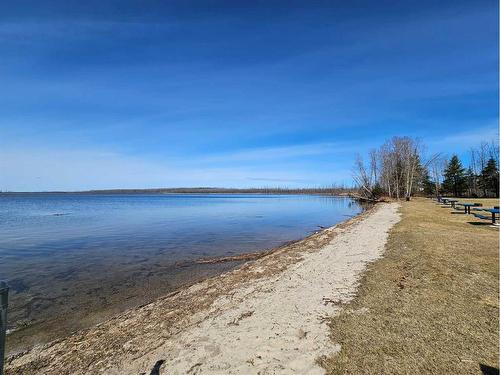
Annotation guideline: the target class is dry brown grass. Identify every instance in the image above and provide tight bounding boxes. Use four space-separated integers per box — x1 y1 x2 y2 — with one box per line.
322 197 499 374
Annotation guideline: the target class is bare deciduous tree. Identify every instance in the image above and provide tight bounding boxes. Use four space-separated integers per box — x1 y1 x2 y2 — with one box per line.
354 136 439 200
429 154 447 198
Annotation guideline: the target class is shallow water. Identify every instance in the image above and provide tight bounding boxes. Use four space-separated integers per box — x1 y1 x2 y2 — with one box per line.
0 193 361 352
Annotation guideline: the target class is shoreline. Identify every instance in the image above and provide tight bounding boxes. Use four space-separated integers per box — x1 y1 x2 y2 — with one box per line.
6 202 399 374
5 196 366 356
0 190 354 196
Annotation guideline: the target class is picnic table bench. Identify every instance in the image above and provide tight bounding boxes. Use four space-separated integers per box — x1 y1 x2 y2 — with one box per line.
442 198 459 208
455 202 482 214
473 207 499 225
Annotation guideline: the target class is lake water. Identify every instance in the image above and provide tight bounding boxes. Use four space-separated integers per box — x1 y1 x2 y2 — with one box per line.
0 193 362 353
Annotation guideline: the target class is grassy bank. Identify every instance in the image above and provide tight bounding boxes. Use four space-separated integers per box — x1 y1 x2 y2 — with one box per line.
322 197 499 374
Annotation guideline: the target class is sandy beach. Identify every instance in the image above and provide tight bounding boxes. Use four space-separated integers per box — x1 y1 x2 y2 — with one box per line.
6 203 400 375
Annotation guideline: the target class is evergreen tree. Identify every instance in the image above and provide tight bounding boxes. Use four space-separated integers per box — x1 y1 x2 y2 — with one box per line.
413 157 427 195
479 158 499 198
422 171 436 196
465 167 477 197
442 155 467 197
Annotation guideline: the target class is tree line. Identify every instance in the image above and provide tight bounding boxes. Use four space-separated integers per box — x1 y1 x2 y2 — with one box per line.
354 137 499 200
77 185 356 195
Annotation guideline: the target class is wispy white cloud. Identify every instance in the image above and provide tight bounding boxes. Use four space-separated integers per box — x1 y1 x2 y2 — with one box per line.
198 142 356 163
0 146 351 191
246 177 309 183
426 122 499 150
0 20 175 41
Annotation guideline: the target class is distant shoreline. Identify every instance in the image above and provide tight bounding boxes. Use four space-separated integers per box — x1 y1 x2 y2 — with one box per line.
0 187 354 195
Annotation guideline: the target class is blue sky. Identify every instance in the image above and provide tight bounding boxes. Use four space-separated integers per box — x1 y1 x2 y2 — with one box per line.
0 0 498 191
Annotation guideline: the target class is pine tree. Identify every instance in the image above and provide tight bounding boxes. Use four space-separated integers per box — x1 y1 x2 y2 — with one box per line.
422 171 436 196
413 157 427 195
465 167 477 197
442 155 466 197
479 158 499 198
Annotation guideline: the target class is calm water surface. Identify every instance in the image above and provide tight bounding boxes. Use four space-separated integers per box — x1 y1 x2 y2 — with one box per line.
1 193 361 267
0 193 361 352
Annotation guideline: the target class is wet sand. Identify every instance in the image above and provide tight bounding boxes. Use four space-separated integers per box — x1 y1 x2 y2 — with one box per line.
6 257 243 355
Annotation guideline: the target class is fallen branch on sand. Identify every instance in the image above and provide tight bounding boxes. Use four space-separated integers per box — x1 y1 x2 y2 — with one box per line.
194 251 272 264
192 238 306 265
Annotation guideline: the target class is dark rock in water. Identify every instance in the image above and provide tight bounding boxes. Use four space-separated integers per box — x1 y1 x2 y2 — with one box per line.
7 278 29 293
53 268 77 281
